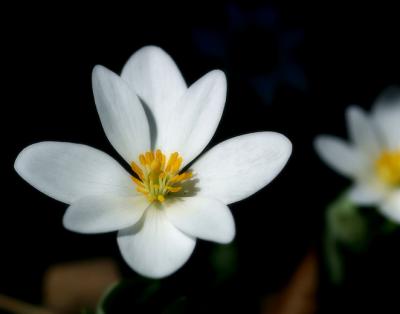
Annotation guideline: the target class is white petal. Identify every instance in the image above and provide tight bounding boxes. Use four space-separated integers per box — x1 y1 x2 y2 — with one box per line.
92 65 150 164
121 46 187 148
346 106 380 156
63 195 149 234
117 207 196 278
15 142 136 204
380 190 400 222
372 87 400 150
159 70 227 166
191 132 292 205
348 182 386 205
314 135 367 178
165 196 235 244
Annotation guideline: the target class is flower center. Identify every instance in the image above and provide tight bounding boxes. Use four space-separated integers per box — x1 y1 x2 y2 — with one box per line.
375 150 400 186
130 150 192 203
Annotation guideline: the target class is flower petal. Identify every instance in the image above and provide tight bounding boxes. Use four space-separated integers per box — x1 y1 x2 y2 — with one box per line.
380 190 400 222
117 207 196 278
121 46 187 148
63 195 149 234
165 196 235 244
314 135 367 178
191 132 292 204
159 70 227 166
372 87 400 150
346 106 380 156
92 65 150 164
348 182 386 205
15 142 136 204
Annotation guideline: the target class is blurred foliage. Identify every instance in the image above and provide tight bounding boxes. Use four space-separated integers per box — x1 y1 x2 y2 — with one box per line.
95 242 239 313
324 192 399 285
210 242 238 283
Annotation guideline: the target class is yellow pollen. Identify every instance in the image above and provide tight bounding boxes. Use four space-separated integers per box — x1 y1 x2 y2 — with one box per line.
130 150 192 203
375 150 400 186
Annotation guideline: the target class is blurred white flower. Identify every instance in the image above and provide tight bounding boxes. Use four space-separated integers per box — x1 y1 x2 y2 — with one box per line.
15 46 292 278
315 88 400 222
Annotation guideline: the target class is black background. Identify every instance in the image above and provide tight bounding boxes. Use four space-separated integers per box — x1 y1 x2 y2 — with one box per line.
2 3 400 313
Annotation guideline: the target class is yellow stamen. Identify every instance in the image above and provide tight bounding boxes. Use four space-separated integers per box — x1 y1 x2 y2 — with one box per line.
375 150 400 186
145 151 154 164
136 187 148 195
139 154 147 167
166 152 178 172
130 161 145 180
170 157 182 173
156 149 163 162
166 186 182 192
150 159 161 172
130 150 192 203
131 176 145 188
169 172 193 183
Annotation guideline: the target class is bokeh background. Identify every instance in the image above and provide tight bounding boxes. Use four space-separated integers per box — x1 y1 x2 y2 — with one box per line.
2 3 400 313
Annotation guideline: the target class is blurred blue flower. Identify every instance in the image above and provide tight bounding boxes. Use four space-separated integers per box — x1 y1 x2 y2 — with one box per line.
193 4 305 105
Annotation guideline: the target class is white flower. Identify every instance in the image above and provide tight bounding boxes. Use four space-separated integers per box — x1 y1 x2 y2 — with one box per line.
315 88 400 222
15 46 292 278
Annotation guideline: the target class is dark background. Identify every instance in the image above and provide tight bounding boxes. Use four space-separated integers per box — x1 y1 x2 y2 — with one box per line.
2 3 400 313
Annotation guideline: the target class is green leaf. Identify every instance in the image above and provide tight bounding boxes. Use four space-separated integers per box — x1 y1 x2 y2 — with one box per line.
96 278 161 314
210 242 238 283
324 228 344 284
162 296 189 314
381 219 399 234
324 192 370 284
326 193 368 251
